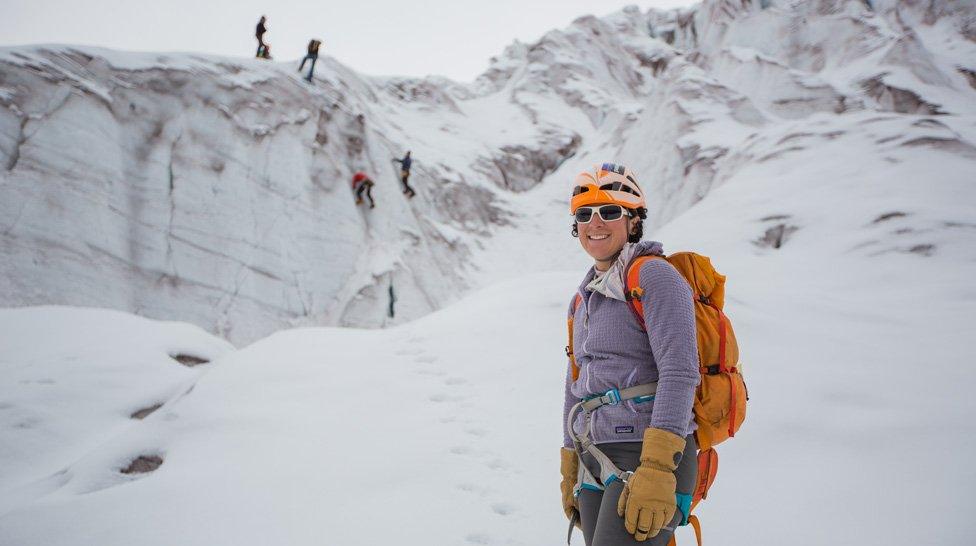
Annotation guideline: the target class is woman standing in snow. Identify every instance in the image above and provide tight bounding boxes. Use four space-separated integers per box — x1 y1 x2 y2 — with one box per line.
560 164 700 545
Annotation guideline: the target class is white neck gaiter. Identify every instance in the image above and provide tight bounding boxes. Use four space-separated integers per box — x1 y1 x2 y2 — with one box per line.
584 243 639 302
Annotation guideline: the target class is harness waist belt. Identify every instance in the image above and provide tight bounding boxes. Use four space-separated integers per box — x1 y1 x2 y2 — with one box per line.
581 383 659 412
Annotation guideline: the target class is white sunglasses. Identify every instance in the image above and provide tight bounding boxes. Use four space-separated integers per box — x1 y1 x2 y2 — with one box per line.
574 205 631 224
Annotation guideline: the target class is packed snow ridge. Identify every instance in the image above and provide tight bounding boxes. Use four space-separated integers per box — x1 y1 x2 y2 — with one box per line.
1 0 975 343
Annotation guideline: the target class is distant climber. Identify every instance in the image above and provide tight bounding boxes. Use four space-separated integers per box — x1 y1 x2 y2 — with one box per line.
298 39 322 82
392 151 416 198
351 171 375 208
255 16 269 59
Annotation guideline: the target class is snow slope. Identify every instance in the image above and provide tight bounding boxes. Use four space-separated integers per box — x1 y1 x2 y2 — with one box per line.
2 185 974 545
0 307 234 515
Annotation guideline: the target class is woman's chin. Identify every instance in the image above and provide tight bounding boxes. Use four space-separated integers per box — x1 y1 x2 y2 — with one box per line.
584 246 622 264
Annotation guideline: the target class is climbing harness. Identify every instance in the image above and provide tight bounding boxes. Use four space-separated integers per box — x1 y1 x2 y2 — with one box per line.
564 382 657 543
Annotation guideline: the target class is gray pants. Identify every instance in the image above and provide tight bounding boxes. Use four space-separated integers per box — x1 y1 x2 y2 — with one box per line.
578 435 697 546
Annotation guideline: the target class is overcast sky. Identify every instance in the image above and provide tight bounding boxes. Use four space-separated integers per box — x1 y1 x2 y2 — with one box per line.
1 0 695 81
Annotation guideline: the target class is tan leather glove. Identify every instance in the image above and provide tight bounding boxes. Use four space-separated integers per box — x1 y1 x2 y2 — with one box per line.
559 447 579 521
616 428 686 541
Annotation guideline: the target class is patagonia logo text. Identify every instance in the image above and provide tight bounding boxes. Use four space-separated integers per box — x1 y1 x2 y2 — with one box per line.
614 426 635 434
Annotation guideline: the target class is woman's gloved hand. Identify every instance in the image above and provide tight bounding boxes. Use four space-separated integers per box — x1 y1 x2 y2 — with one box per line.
616 428 686 541
559 447 580 521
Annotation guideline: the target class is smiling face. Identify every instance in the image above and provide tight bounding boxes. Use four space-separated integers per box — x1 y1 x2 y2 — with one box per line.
577 203 638 270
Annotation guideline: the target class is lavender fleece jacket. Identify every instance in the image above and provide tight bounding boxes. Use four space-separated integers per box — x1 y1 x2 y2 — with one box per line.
563 241 700 448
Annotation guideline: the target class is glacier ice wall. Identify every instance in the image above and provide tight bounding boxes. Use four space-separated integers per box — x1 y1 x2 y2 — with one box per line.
2 0 974 342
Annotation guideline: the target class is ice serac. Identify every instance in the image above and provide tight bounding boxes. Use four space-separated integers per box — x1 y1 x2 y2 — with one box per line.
0 50 500 343
2 0 975 342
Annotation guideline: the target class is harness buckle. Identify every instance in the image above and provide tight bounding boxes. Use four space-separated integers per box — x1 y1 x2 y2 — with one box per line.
601 388 622 406
604 471 634 486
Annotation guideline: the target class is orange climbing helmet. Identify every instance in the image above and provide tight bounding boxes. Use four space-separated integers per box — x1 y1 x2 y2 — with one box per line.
570 163 646 214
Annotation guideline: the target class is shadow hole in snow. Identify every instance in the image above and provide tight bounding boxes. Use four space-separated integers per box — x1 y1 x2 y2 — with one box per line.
957 67 976 91
757 146 805 163
899 137 976 158
130 403 163 420
491 502 516 515
912 118 948 130
171 354 209 367
849 239 880 252
775 132 814 145
759 214 791 222
906 244 935 257
637 54 669 76
872 211 907 223
754 224 798 249
860 76 945 115
121 455 163 474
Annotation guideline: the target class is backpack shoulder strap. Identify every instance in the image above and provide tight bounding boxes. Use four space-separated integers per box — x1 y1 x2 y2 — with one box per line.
566 293 582 381
624 255 665 330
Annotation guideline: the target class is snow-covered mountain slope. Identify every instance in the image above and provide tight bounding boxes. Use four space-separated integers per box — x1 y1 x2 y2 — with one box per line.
3 0 974 343
1 147 974 546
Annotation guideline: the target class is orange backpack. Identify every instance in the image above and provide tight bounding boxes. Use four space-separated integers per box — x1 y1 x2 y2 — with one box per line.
565 252 748 545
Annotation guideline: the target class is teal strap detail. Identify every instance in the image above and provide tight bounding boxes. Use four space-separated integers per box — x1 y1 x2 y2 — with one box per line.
632 394 655 403
675 492 693 526
580 383 658 411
